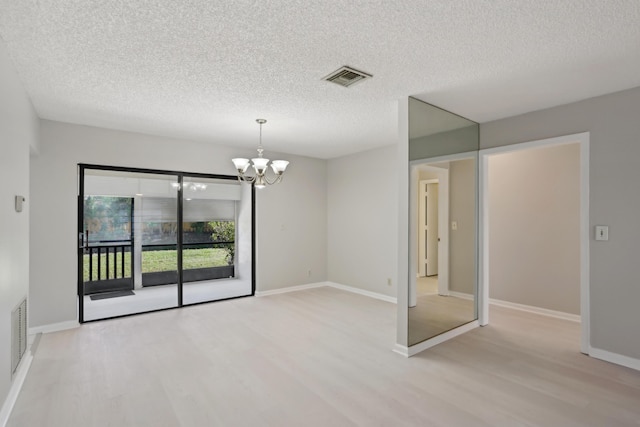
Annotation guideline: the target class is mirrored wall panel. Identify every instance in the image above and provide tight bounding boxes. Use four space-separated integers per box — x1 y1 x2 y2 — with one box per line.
407 97 479 346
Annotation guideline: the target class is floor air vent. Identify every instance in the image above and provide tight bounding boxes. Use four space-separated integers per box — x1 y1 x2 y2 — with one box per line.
323 66 372 87
11 299 27 375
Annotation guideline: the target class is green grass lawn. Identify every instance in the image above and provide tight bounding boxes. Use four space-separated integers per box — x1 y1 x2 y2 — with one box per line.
83 248 229 281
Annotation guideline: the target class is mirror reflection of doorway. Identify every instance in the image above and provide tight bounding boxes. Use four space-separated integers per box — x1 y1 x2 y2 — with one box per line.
414 164 450 303
416 179 441 305
408 155 477 346
419 179 438 278
78 165 254 322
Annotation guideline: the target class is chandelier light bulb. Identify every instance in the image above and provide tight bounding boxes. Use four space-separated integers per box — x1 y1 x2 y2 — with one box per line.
232 158 250 173
270 160 289 175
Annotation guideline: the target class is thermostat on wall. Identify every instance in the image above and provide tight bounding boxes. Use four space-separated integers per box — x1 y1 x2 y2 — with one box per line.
15 195 25 213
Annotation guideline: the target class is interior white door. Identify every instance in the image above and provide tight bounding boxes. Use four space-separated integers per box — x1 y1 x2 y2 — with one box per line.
426 183 439 276
418 180 439 277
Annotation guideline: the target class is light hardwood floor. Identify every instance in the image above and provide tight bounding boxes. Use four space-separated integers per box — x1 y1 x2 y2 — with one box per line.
9 287 640 426
416 276 438 296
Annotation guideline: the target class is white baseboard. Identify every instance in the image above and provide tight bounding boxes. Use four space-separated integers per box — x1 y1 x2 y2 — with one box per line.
448 291 473 300
28 320 79 335
255 281 397 304
255 282 326 297
590 347 640 372
392 344 409 357
0 337 38 427
448 291 580 323
489 298 581 322
326 282 397 304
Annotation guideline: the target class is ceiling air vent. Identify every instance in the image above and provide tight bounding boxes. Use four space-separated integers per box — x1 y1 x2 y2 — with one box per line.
323 66 372 88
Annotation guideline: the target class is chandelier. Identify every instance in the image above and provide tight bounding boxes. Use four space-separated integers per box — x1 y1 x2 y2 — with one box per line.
232 119 289 189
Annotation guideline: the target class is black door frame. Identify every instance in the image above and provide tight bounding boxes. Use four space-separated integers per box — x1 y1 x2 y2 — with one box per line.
77 163 256 323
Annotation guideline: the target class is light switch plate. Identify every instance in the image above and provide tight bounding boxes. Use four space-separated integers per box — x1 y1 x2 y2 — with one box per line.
451 221 458 231
595 225 609 241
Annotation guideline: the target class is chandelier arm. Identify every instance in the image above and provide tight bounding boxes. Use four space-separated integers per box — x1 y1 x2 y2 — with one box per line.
237 172 256 184
263 172 283 186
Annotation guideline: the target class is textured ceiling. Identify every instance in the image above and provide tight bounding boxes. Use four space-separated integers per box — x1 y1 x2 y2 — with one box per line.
1 1 640 159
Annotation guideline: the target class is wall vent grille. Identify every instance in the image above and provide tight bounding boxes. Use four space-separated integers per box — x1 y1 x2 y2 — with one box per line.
323 66 372 88
11 299 27 375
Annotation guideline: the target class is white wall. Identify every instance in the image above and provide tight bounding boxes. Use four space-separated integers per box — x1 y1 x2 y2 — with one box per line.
418 170 438 181
327 145 398 297
488 143 580 314
0 41 39 413
30 120 327 328
481 85 640 360
448 158 476 295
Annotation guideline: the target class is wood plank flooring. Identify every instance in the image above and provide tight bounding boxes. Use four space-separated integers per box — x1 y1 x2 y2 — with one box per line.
8 287 640 426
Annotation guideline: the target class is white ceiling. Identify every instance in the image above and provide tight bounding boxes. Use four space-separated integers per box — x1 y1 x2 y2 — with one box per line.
1 1 639 159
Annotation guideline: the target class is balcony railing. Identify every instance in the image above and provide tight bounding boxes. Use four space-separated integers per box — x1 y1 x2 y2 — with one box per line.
83 240 234 293
84 240 131 282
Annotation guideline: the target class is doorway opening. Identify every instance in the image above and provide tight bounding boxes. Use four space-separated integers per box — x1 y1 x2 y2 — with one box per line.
479 132 589 353
415 164 450 299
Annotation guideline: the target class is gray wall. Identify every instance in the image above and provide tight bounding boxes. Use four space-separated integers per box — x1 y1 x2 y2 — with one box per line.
327 145 398 297
449 158 476 294
481 86 640 359
0 41 39 413
256 148 328 291
29 120 327 328
488 144 580 314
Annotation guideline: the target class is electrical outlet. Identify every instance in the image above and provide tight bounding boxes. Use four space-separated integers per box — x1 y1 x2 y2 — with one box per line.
387 278 392 286
307 269 312 277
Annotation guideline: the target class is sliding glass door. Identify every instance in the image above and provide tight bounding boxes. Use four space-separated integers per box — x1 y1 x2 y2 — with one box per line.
78 165 254 322
181 176 253 304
